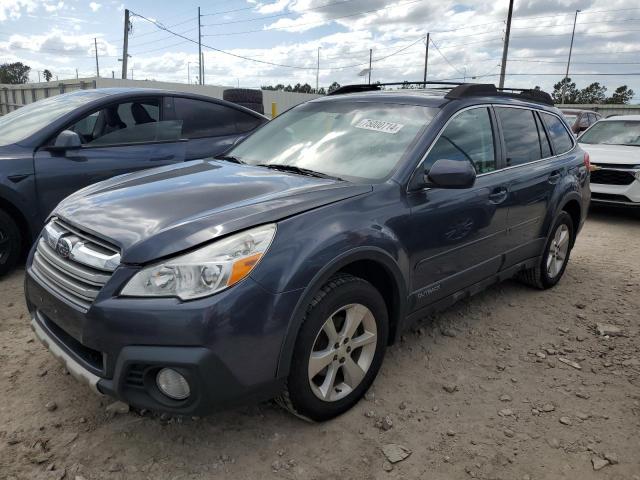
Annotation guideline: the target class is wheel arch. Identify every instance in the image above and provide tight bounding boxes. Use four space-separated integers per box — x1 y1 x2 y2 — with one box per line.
560 197 581 241
0 194 31 248
276 247 407 378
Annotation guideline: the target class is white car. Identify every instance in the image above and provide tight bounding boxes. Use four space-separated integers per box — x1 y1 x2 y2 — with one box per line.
578 115 640 207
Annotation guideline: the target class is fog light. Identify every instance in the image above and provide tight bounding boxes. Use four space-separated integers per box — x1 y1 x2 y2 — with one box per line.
156 368 190 400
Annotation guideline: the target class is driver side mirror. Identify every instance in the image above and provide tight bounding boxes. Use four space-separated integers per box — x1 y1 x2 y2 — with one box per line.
48 130 82 152
423 159 476 189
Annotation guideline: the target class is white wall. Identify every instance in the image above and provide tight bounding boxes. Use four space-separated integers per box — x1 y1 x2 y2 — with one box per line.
0 77 320 117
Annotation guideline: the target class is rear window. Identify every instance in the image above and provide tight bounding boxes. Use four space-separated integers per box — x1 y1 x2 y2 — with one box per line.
540 113 574 154
173 98 261 138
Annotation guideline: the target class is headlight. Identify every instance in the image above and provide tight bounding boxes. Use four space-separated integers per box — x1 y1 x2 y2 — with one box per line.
121 224 276 300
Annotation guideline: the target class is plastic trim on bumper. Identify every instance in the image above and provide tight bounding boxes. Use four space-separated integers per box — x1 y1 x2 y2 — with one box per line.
30 313 103 396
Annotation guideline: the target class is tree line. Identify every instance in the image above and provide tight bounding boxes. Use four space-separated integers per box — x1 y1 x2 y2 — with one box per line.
261 81 342 95
551 78 634 104
0 62 52 83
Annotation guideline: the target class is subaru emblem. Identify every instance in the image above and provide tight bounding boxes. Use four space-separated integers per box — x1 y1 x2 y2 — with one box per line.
56 237 73 258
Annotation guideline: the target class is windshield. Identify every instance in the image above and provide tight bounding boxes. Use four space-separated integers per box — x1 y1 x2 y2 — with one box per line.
228 101 437 182
0 90 106 146
579 120 640 146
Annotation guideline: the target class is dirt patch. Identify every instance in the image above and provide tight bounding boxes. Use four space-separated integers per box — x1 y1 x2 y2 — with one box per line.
1 207 639 480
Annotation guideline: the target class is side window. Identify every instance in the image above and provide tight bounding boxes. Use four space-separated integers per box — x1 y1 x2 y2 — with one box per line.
231 108 264 133
495 107 543 166
70 111 99 139
540 112 574 155
66 99 179 147
173 98 240 138
534 112 552 158
425 107 496 174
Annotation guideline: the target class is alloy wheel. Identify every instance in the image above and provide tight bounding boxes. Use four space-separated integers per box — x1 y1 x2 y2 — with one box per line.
308 303 377 402
546 223 570 279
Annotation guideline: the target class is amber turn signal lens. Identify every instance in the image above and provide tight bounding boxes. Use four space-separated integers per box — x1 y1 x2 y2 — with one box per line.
229 253 263 285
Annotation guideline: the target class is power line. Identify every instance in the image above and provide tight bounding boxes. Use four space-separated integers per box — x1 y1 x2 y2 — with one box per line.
129 10 320 70
429 38 466 77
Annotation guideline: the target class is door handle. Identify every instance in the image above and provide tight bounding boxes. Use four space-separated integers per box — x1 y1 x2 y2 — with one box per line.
548 170 562 184
488 187 508 204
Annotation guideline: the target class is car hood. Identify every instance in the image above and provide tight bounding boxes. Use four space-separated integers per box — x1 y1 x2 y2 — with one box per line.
579 143 639 165
54 159 372 264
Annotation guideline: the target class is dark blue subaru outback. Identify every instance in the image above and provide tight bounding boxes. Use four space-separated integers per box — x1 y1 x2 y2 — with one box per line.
24 82 590 421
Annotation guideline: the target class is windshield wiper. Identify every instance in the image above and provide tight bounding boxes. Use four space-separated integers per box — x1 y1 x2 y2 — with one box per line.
214 154 245 164
256 163 343 181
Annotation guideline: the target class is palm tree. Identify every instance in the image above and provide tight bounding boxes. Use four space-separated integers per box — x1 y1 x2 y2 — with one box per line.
43 69 53 82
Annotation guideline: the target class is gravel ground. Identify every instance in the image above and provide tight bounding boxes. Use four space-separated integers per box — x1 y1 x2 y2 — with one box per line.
1 207 639 480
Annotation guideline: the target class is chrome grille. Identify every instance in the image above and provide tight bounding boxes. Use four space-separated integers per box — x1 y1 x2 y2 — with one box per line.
30 218 120 311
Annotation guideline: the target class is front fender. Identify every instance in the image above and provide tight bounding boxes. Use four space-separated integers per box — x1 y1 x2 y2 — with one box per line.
248 186 411 378
270 246 408 378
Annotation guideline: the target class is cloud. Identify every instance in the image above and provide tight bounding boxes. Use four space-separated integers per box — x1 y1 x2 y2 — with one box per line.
256 0 291 14
89 2 101 12
43 1 64 13
0 0 37 21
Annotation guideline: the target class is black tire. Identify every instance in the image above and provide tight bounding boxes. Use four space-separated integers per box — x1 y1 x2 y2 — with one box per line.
518 211 574 290
234 102 264 115
277 274 388 422
0 209 21 277
222 88 263 104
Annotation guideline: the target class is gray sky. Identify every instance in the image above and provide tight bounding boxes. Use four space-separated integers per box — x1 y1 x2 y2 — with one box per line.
1 0 638 99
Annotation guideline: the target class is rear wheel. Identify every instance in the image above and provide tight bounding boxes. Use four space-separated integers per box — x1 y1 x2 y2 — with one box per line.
518 211 574 289
277 274 388 421
0 210 21 277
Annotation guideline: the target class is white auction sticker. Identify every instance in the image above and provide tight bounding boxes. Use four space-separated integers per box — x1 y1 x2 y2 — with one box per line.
354 118 404 134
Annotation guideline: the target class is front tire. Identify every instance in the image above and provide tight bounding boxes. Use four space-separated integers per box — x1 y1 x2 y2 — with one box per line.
278 274 388 422
0 210 21 277
518 211 574 289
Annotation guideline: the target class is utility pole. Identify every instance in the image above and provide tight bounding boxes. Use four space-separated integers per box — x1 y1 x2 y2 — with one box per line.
198 7 202 85
187 62 191 84
201 51 205 84
75 68 78 79
37 71 41 82
498 0 514 88
94 38 100 78
562 9 580 105
121 9 130 79
316 47 320 93
368 49 372 85
130 68 133 80
423 33 430 87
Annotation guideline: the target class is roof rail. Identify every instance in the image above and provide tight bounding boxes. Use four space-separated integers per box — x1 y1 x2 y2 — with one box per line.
327 81 464 96
328 81 555 106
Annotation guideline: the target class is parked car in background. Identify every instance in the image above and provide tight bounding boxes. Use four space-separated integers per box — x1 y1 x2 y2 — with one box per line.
561 109 602 135
24 82 590 421
0 88 267 275
578 115 640 207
